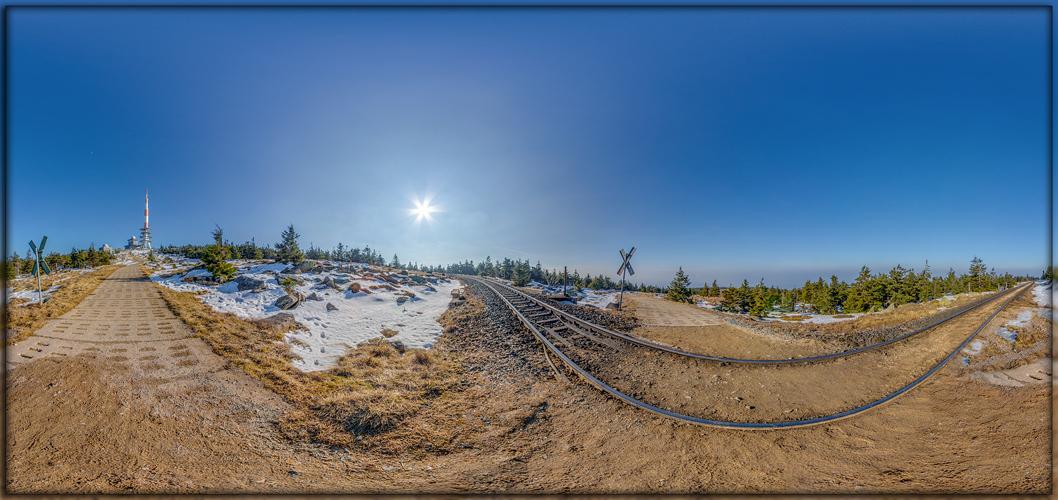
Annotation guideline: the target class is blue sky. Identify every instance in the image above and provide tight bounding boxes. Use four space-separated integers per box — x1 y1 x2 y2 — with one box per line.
6 6 1051 288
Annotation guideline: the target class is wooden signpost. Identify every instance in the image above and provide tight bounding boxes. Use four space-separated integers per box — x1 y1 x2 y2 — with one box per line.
28 236 51 304
617 247 635 311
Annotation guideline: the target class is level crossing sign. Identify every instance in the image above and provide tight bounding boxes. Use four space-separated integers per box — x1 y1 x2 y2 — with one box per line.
29 236 51 304
617 247 635 311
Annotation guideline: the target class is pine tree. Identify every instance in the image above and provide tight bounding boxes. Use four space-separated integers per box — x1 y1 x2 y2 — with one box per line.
667 267 692 303
275 224 305 264
391 254 401 269
969 256 986 292
201 225 236 282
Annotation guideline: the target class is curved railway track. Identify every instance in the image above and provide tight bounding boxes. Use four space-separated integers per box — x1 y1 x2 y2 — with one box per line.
461 275 1030 429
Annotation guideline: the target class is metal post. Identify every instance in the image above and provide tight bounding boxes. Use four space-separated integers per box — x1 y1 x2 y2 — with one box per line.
563 266 568 296
618 268 626 311
36 256 42 304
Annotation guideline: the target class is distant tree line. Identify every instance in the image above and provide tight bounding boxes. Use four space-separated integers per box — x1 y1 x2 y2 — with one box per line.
438 256 664 292
682 256 1037 316
5 244 113 279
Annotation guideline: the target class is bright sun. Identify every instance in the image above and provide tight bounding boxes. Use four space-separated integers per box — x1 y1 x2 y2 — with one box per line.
410 198 438 223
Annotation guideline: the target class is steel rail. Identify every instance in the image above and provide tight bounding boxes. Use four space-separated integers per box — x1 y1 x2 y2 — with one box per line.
470 275 1023 364
467 275 1029 429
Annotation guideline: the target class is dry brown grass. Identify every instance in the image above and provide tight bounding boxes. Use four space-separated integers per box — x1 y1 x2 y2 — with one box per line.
6 266 121 345
153 281 471 455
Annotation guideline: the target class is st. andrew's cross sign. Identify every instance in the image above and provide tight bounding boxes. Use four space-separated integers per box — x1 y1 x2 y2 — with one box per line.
29 236 51 304
617 247 635 311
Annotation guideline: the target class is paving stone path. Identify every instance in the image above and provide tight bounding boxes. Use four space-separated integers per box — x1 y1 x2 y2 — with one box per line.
7 264 224 376
631 293 723 327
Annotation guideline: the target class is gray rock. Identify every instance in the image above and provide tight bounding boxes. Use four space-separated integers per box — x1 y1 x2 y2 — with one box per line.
399 270 408 276
326 302 338 311
276 275 306 286
333 278 350 285
275 294 300 310
294 261 314 273
235 275 267 292
396 296 409 305
387 340 406 354
307 292 320 301
323 276 337 289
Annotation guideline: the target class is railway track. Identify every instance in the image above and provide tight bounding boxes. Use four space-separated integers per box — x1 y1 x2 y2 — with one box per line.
461 275 1030 429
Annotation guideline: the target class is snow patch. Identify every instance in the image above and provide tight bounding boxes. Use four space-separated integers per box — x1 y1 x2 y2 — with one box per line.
963 340 985 355
151 258 459 372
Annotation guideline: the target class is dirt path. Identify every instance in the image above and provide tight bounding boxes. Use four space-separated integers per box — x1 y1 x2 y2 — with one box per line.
6 265 387 493
625 294 831 359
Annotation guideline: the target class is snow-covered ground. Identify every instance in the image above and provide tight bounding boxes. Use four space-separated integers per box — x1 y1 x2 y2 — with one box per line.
991 281 1053 345
521 281 623 309
758 312 865 324
150 256 459 372
6 283 62 304
6 268 92 304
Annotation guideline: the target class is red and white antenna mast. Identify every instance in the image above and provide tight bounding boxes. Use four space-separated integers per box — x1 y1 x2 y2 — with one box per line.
139 189 152 249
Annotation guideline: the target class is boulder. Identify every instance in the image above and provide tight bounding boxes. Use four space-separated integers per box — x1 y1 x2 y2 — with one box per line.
326 302 339 311
396 296 409 305
387 339 407 354
235 275 267 292
286 261 313 274
333 278 350 285
307 292 320 301
275 294 300 310
348 282 362 294
323 276 337 289
250 312 298 331
276 275 306 286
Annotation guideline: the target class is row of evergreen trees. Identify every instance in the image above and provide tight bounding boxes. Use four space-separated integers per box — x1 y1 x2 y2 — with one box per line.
437 256 664 292
5 244 114 279
670 257 1038 316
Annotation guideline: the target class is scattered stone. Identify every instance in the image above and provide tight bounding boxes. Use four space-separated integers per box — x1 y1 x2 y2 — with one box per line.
333 278 350 285
326 302 339 311
275 294 300 310
307 292 320 301
323 276 337 289
348 282 362 294
235 275 267 292
396 296 409 305
277 275 306 286
399 270 408 276
286 261 313 274
387 340 407 354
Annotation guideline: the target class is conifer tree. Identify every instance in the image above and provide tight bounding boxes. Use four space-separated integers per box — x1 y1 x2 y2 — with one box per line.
275 224 305 264
667 267 692 303
202 225 236 282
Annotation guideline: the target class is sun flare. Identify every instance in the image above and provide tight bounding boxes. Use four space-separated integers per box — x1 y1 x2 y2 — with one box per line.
409 198 438 223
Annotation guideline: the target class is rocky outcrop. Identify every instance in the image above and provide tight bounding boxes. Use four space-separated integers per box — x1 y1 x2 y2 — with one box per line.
235 275 267 292
275 294 300 310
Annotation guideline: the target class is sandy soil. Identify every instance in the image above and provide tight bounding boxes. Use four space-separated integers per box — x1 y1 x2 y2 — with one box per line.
5 267 1051 494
